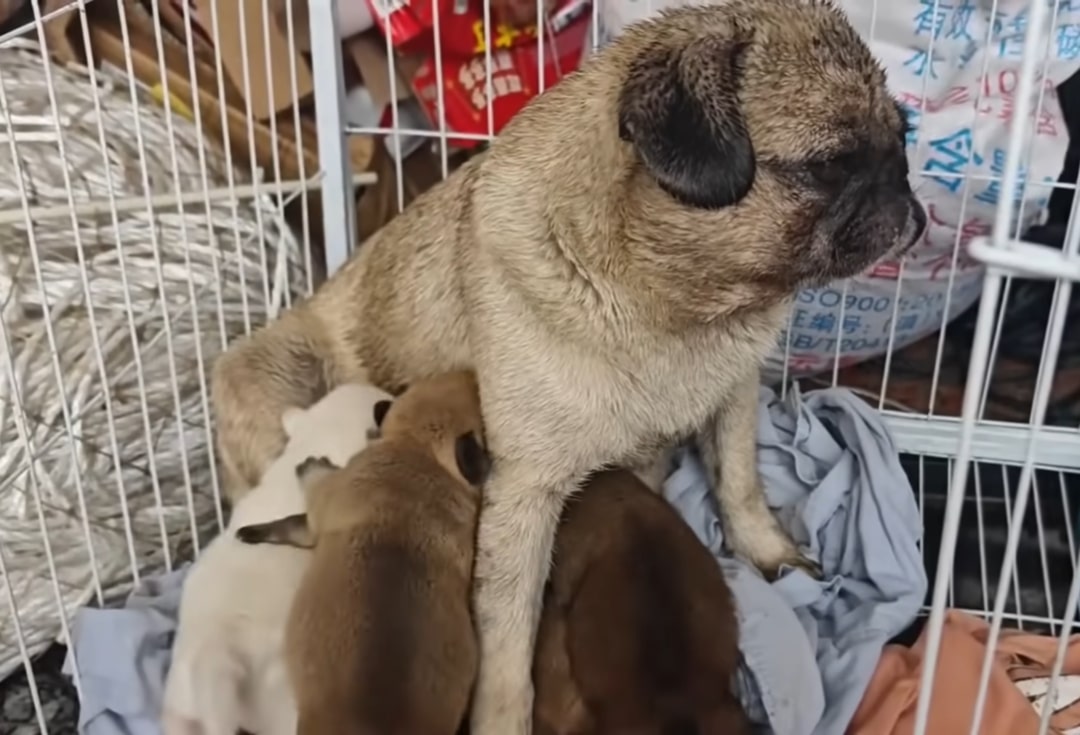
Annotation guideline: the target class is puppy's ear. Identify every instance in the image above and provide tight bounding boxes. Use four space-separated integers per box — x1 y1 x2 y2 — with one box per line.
236 513 314 549
454 431 490 486
372 400 392 429
618 35 755 209
295 456 339 492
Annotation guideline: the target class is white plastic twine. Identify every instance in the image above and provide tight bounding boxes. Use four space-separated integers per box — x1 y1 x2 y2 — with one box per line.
0 40 305 680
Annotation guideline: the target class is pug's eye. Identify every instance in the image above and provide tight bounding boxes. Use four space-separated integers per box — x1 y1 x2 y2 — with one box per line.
806 159 847 188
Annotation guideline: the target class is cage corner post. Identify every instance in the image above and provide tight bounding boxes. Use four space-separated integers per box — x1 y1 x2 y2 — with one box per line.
308 0 356 277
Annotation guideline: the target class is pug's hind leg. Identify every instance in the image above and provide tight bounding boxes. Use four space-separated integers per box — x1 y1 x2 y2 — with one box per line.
700 371 821 580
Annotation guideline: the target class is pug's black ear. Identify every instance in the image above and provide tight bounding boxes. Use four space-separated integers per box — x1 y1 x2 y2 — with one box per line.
618 35 755 210
373 400 392 428
454 432 490 486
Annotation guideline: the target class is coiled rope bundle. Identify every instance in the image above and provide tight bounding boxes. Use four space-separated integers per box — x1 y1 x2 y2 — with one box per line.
0 40 304 679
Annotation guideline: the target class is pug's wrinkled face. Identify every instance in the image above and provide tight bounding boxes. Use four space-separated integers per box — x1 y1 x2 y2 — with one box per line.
615 0 928 310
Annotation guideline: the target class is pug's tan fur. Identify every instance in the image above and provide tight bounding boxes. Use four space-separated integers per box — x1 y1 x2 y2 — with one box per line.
235 371 489 735
212 1 925 731
531 470 748 735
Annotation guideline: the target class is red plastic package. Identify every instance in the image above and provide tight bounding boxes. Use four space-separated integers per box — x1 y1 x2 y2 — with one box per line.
365 0 577 55
366 0 591 147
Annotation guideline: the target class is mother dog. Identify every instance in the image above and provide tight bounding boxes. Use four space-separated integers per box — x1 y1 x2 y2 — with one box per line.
212 1 926 732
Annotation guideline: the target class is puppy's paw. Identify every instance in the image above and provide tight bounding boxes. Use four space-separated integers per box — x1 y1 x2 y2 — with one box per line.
724 510 821 582
235 524 269 545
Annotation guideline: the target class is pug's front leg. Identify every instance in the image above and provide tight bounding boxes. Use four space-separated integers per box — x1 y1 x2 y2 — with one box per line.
469 462 574 735
701 369 821 580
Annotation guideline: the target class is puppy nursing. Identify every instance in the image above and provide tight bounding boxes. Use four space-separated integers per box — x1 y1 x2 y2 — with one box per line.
237 371 490 735
533 470 748 735
162 383 392 735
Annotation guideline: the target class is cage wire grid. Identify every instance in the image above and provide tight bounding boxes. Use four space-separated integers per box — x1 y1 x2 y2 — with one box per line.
0 0 1076 733
0 0 329 722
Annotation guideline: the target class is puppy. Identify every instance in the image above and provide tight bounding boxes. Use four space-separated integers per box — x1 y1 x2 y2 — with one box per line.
161 383 392 735
532 470 748 735
235 370 489 735
212 2 926 731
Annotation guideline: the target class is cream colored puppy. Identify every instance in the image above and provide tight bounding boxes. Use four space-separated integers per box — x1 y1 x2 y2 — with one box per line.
161 383 392 735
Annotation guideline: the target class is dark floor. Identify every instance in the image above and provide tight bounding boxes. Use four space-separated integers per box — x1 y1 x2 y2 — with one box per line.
0 646 77 735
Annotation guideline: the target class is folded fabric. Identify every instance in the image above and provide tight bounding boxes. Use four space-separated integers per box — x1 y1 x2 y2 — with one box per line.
849 609 1080 735
62 565 191 735
663 384 926 735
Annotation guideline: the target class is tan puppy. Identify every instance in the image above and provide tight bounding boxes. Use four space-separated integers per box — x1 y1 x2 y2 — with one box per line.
234 371 489 735
531 470 748 735
212 2 926 731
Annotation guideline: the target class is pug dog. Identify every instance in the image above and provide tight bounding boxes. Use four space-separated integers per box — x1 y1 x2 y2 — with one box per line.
211 1 926 732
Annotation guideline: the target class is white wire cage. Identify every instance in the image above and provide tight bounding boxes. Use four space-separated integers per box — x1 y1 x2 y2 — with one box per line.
0 0 1077 733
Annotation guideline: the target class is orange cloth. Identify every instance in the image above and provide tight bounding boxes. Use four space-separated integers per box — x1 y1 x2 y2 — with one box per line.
848 610 1080 735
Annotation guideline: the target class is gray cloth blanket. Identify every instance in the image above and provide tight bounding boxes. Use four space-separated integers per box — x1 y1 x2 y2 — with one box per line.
62 565 189 735
664 384 926 735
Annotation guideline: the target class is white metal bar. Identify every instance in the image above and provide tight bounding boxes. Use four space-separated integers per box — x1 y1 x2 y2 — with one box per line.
382 0 406 213
483 0 494 137
281 0 317 295
0 543 50 734
1029 473 1055 635
205 0 253 335
998 465 1026 629
0 173 376 226
260 0 290 307
344 125 494 142
235 0 274 314
969 234 1080 279
309 0 356 275
431 0 450 180
882 412 1080 469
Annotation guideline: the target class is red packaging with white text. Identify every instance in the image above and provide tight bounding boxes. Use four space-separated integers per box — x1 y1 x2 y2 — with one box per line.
409 7 589 148
365 0 581 56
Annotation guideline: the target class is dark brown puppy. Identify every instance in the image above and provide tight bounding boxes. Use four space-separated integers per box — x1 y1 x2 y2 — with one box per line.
236 370 489 735
532 470 749 735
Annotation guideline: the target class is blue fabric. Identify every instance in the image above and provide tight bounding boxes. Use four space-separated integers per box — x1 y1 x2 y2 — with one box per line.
663 384 925 735
63 565 191 735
